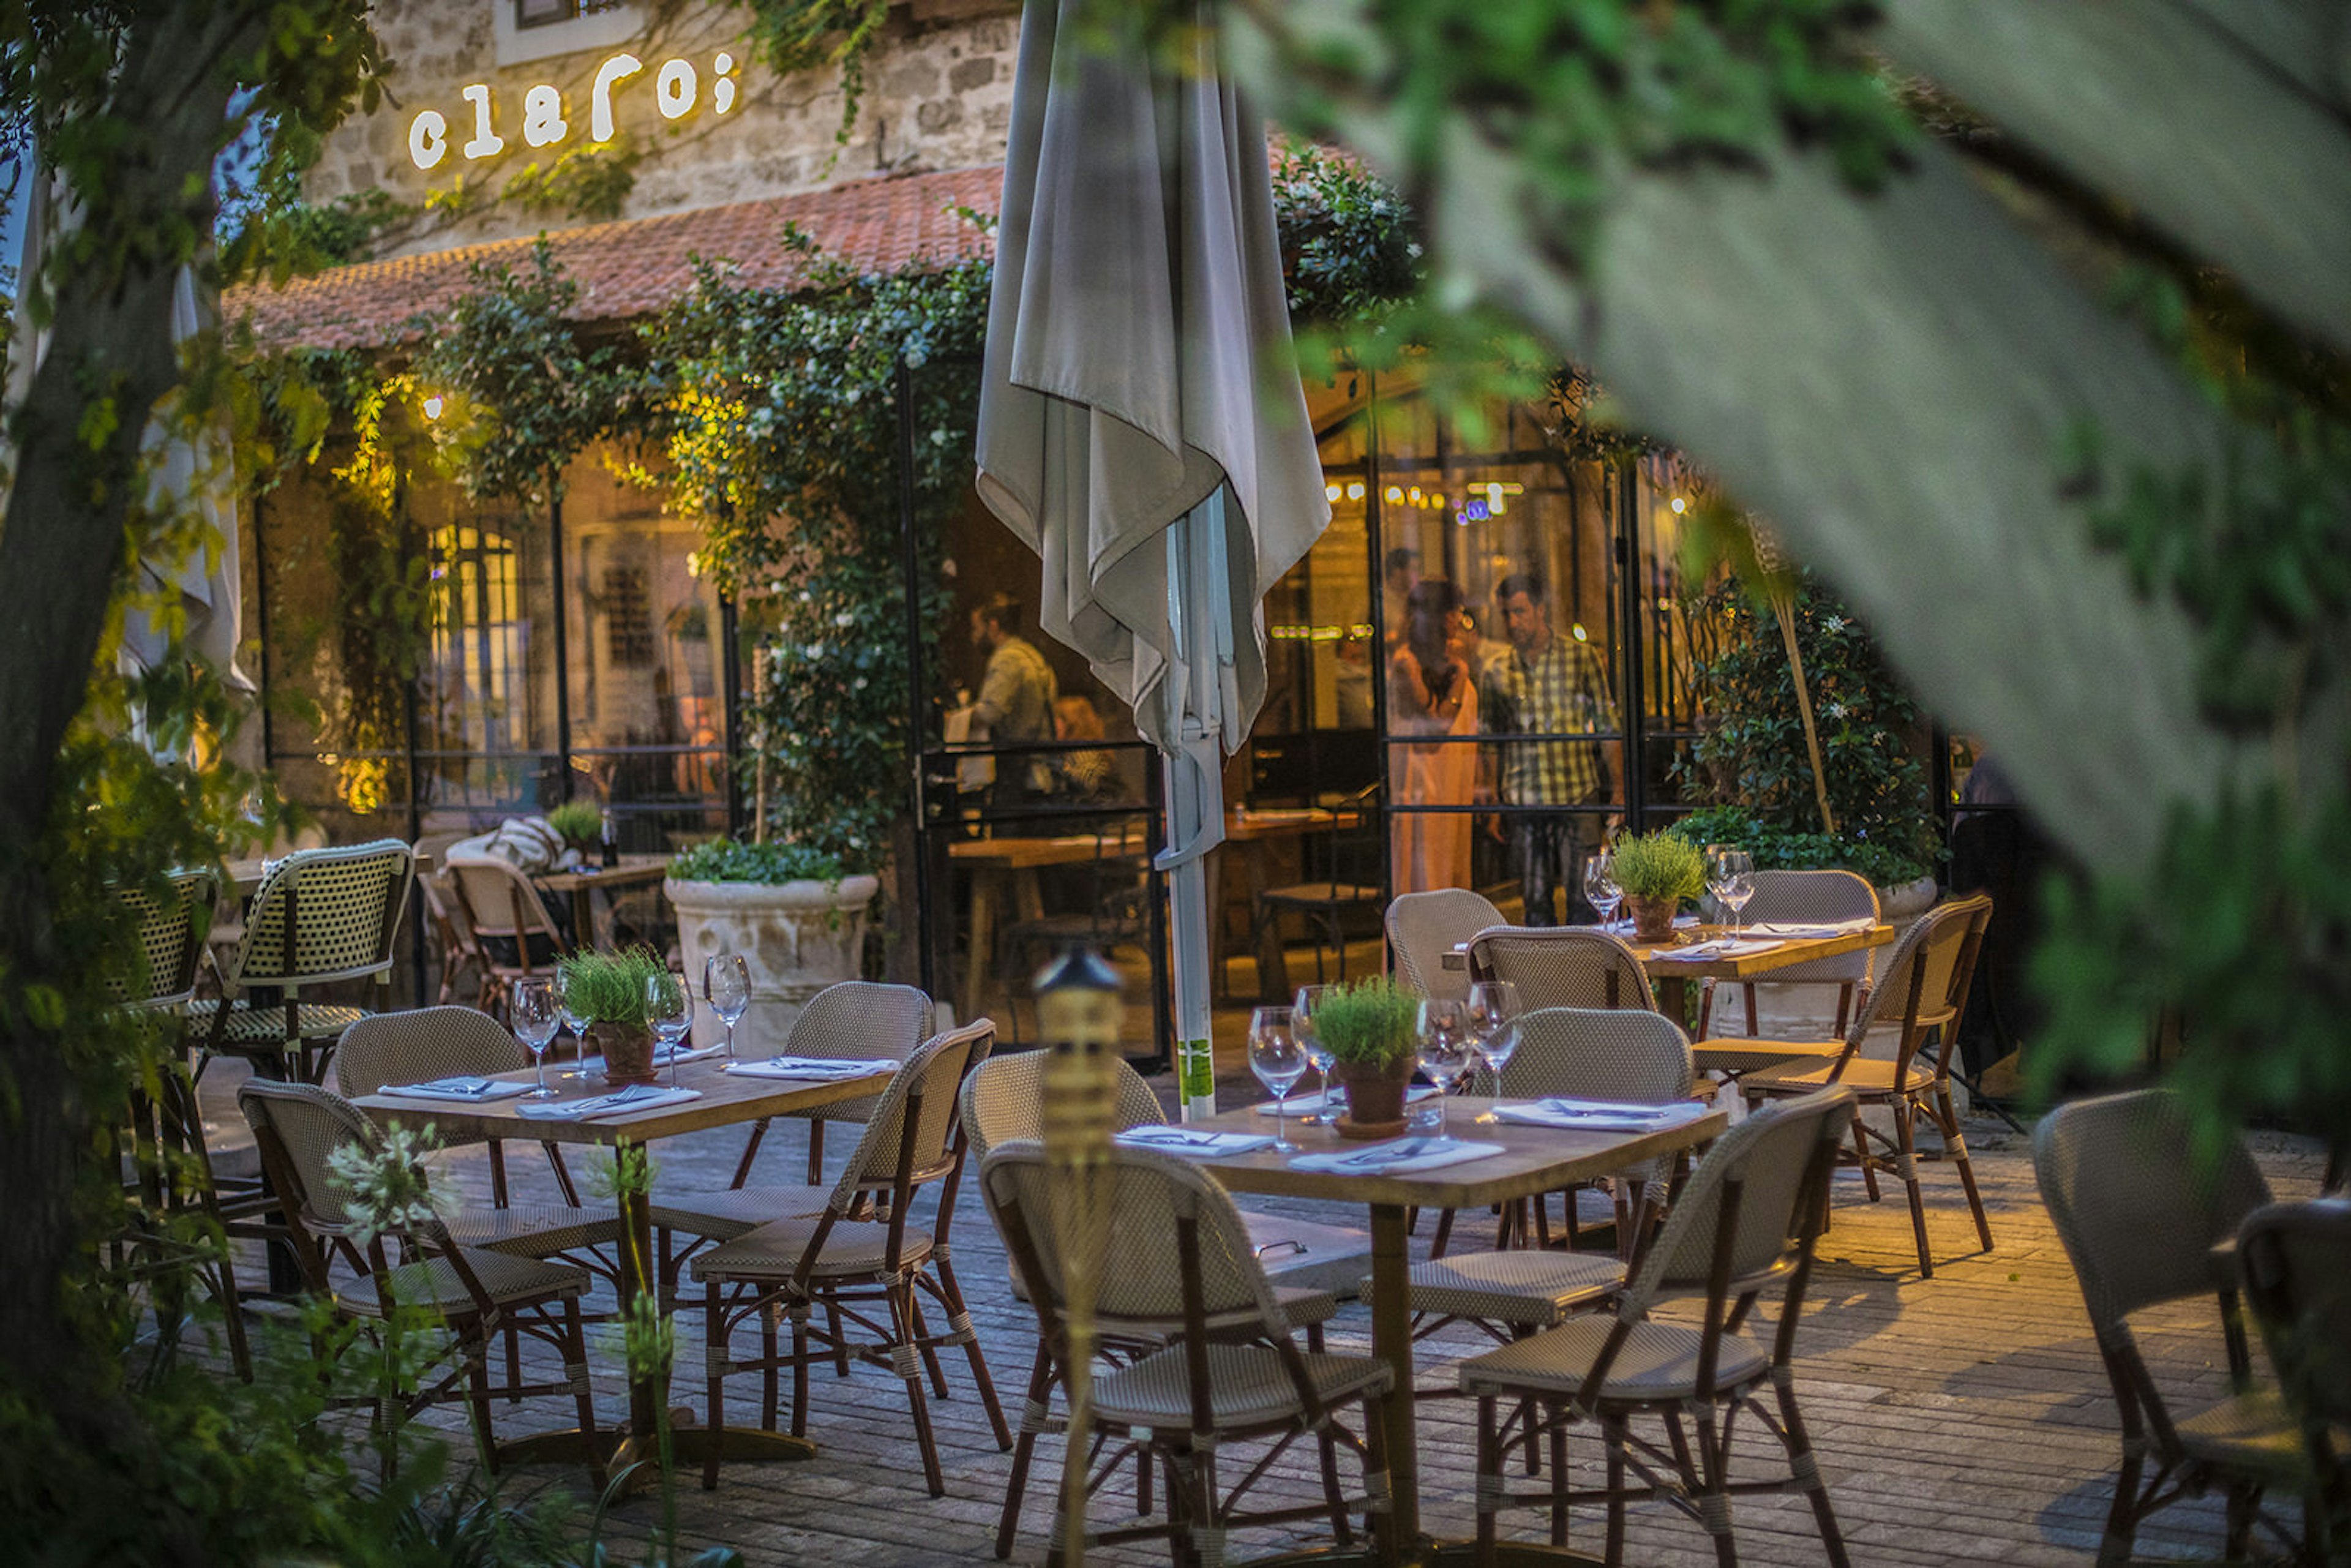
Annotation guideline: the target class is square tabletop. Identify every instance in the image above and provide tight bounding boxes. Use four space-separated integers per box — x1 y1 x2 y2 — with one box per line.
353 1054 892 1146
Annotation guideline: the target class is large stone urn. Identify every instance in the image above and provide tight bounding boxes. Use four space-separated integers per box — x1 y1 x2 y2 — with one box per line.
664 874 880 1054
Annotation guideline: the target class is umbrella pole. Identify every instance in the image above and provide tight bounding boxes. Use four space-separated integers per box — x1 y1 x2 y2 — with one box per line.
1158 492 1233 1122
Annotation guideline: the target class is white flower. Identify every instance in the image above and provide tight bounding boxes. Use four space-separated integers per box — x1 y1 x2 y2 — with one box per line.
834 611 855 628
805 643 824 659
1824 702 1848 720
1823 615 1848 632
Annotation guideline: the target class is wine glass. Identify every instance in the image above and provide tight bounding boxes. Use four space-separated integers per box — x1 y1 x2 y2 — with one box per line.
1414 996 1474 1142
555 965 591 1079
1585 849 1623 931
1292 984 1338 1124
1465 980 1521 1108
1719 850 1756 934
645 970 694 1086
705 953 752 1060
1704 844 1738 928
512 976 560 1099
1248 1006 1308 1153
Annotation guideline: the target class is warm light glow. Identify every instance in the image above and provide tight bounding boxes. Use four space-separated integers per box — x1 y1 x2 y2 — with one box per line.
1671 496 1688 514
1346 481 1366 501
460 84 504 160
1408 486 1423 504
408 110 449 170
590 53 643 143
1385 486 1403 503
656 58 698 119
1325 482 1343 502
522 84 566 147
422 395 445 421
1572 622 1590 642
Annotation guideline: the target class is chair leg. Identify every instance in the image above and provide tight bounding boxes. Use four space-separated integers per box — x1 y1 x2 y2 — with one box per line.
703 1289 727 1490
787 1304 809 1437
1935 1087 1995 1252
1603 1424 1628 1567
1772 1372 1849 1568
463 1327 500 1479
1892 1100 1934 1277
1851 1112 1880 1202
730 1117 771 1188
1690 1407 1739 1567
1548 1416 1568 1545
562 1297 604 1491
889 1282 947 1497
997 1343 1056 1558
2096 1447 2143 1566
933 1261 1011 1449
1474 1394 1504 1566
1431 1207 1457 1261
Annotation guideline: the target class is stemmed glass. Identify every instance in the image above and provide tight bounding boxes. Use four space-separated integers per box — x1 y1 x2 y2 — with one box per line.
1414 997 1474 1143
555 966 591 1079
1584 849 1623 931
1292 984 1339 1124
705 953 752 1060
1248 1006 1308 1153
1465 980 1521 1115
645 970 694 1086
1711 848 1757 934
512 975 560 1099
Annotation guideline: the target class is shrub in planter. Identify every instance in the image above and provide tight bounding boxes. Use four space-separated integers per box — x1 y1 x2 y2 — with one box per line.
1311 977 1422 1139
663 838 882 1052
545 800 604 854
1609 831 1706 941
555 946 666 1084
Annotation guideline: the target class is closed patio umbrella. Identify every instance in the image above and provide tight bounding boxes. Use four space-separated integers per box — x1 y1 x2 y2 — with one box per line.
976 0 1330 1120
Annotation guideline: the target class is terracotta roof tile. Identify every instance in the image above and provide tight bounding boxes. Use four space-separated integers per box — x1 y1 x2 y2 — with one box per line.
227 165 1003 352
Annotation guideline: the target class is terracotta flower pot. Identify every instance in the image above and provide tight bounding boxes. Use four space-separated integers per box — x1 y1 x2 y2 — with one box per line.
587 1021 658 1086
1333 1056 1413 1141
1623 893 1680 943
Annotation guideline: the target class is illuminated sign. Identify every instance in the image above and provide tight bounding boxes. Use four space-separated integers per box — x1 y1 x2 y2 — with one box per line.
408 50 743 171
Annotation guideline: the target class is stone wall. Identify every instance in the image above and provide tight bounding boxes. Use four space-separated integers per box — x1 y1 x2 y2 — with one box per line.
308 0 1018 257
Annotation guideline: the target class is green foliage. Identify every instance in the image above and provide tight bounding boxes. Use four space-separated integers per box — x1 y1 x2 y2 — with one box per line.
1272 139 1423 329
1667 804 1927 892
225 186 413 284
641 234 989 870
668 837 849 886
733 0 890 158
1311 976 1421 1066
546 801 606 847
325 1122 444 1247
410 239 643 504
1608 830 1705 902
505 138 643 224
556 946 667 1029
1678 571 1938 885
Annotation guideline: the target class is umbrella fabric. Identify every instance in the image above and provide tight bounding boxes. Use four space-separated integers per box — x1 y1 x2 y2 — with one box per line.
975 0 1330 752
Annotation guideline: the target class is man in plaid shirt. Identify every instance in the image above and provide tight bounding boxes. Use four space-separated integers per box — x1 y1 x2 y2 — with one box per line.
1482 572 1622 924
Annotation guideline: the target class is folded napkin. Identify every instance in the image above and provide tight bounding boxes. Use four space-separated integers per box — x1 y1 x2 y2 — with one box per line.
1289 1138 1505 1176
1491 1097 1713 1131
1650 938 1786 962
724 1056 898 1081
1252 1085 1438 1116
1744 918 1875 939
574 1042 727 1077
380 1076 533 1103
1115 1126 1276 1157
514 1085 702 1121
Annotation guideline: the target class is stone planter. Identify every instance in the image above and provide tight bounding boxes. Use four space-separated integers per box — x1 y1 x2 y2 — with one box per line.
586 1021 658 1086
1333 1057 1414 1141
664 874 881 1054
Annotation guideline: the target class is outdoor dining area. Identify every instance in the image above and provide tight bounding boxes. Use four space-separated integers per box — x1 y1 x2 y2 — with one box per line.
115 830 2344 1567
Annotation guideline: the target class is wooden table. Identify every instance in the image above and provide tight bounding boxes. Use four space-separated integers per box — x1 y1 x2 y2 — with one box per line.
228 847 437 895
536 853 671 945
356 1056 892 1478
1180 1098 1728 1565
947 809 1353 1022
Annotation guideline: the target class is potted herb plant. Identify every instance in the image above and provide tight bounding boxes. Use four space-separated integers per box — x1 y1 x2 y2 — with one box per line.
664 839 881 1051
555 946 666 1085
1311 977 1423 1140
1610 831 1706 942
545 800 604 857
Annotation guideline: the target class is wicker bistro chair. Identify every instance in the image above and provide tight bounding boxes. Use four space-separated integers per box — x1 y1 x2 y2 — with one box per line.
690 1019 1009 1495
1468 925 1657 1014
959 1050 1342 1559
1455 1087 1855 1567
414 865 493 1011
2035 1090 2303 1564
445 855 571 1020
236 1079 601 1482
336 1008 622 1262
1733 893 1994 1278
1252 798 1387 997
980 1142 1394 1568
108 871 252 1379
191 839 414 1084
1388 888 1505 1007
1696 869 1879 1040
2239 1198 2351 1556
650 981 934 1289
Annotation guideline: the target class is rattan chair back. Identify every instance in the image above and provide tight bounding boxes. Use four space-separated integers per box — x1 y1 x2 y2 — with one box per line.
236 1078 393 1244
108 870 216 1011
1729 869 1879 985
446 854 567 970
1387 888 1504 1003
1618 1086 1853 1318
336 1005 526 1098
2241 1198 2351 1439
1466 924 1655 1012
225 840 414 990
1485 1005 1693 1185
828 1018 994 1215
1833 892 1989 1086
959 1048 1166 1158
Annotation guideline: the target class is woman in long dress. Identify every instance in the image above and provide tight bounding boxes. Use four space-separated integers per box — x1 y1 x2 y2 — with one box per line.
1389 580 1479 893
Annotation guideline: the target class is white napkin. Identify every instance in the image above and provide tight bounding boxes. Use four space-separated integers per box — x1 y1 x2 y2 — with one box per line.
1491 1097 1712 1131
514 1086 702 1121
1744 919 1875 939
1251 1086 1437 1116
380 1076 533 1103
1115 1127 1277 1157
574 1042 727 1076
1289 1138 1505 1175
1650 938 1786 962
725 1056 898 1080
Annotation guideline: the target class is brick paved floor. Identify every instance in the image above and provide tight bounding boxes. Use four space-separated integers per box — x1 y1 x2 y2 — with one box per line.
199 1054 2323 1567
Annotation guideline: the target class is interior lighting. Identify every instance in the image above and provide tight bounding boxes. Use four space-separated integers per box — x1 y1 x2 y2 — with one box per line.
1670 496 1688 514
1346 481 1366 501
1385 486 1403 503
1485 482 1507 515
1325 482 1343 502
422 395 445 420
1571 622 1590 642
1408 486 1423 505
